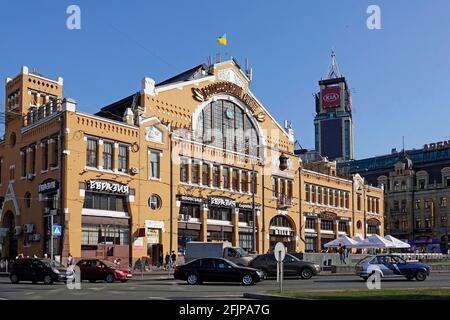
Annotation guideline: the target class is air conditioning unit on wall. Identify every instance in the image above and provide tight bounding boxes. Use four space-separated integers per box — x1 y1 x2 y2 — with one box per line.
23 224 35 234
14 226 22 236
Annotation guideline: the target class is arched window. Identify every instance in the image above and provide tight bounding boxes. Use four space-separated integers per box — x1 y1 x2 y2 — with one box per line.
195 100 260 156
270 215 293 229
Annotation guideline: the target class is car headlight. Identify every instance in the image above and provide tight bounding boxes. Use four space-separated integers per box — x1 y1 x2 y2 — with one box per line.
314 264 321 270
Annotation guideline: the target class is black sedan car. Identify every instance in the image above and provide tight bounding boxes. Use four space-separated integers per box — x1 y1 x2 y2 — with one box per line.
173 258 265 285
249 253 321 279
9 258 73 284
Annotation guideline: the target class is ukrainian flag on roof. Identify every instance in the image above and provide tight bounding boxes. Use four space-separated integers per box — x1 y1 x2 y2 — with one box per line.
217 34 227 46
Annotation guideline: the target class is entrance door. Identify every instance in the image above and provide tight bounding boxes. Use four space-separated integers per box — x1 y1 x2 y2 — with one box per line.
147 243 163 266
3 212 17 258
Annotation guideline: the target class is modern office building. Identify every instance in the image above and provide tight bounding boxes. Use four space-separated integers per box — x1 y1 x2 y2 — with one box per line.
314 51 354 161
338 142 450 253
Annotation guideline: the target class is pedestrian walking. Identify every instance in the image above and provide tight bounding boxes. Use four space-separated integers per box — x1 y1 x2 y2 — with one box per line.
170 250 177 265
338 244 345 264
164 252 170 269
67 253 74 266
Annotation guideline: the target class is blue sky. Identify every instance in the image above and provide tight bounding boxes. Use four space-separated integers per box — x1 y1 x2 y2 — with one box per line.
1 0 449 159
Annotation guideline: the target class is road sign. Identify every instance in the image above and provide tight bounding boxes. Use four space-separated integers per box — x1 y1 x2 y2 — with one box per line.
274 242 286 262
52 225 62 237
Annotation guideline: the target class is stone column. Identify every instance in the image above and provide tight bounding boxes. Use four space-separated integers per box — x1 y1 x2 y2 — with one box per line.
232 208 239 247
316 218 321 252
200 205 208 241
97 139 104 170
113 143 119 171
334 219 339 238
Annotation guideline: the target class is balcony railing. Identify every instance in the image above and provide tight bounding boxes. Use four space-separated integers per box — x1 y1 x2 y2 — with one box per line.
277 195 293 209
23 100 61 127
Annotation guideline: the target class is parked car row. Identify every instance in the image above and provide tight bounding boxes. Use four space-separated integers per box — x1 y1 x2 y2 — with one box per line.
8 258 132 284
8 253 431 286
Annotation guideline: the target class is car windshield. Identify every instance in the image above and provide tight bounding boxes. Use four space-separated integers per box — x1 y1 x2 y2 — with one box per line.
356 256 373 266
102 260 117 268
42 259 64 268
235 248 248 257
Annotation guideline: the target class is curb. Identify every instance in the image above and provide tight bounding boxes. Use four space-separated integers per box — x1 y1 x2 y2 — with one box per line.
243 293 314 300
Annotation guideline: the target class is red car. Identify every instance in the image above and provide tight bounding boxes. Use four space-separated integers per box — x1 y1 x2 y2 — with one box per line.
76 259 132 283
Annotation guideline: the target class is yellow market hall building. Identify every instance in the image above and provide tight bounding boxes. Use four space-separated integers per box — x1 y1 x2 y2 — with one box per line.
0 60 384 266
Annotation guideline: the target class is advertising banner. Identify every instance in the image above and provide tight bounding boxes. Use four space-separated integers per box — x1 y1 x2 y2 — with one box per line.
321 87 341 109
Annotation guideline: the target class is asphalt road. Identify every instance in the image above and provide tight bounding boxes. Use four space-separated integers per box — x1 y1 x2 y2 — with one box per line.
1 273 449 300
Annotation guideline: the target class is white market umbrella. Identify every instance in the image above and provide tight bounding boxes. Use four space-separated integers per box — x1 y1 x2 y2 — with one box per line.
324 235 359 248
384 235 411 249
355 234 395 249
353 235 365 243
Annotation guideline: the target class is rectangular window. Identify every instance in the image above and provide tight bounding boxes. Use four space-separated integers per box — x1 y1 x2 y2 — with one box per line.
338 221 347 233
202 163 210 186
320 220 333 231
191 160 200 184
51 135 59 167
272 177 278 198
241 170 248 193
103 142 113 170
340 192 344 208
239 233 252 252
118 145 128 172
323 188 328 206
9 166 15 181
368 225 378 235
180 158 189 183
305 237 315 252
42 139 49 170
424 200 430 209
329 189 334 206
149 151 161 179
415 219 422 229
440 197 447 208
0 159 2 184
251 172 257 194
208 207 231 221
305 184 310 202
21 148 27 177
287 180 293 205
305 218 315 229
345 193 349 209
180 204 201 219
317 187 322 204
86 138 98 168
83 192 128 212
357 194 361 211
447 177 450 188
376 198 380 213
418 180 425 190
30 145 36 174
311 185 316 203
415 199 421 209
239 210 252 224
222 167 230 189
232 169 239 191
213 165 220 188
334 190 339 207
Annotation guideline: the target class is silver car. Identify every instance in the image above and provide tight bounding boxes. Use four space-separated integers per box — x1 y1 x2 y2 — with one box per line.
355 254 430 281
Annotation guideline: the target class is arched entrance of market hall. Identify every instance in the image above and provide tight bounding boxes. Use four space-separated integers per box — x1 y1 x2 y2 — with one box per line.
269 215 296 252
1 211 18 259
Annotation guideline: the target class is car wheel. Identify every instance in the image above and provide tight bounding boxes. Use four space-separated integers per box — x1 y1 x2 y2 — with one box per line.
300 268 313 280
415 270 427 281
10 274 19 284
43 275 53 285
187 274 198 285
242 274 254 286
105 274 115 283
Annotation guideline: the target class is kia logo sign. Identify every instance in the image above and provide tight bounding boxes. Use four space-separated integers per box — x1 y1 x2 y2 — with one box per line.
323 93 339 102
